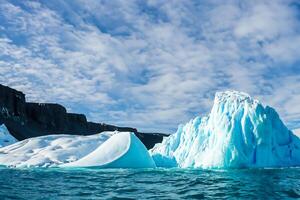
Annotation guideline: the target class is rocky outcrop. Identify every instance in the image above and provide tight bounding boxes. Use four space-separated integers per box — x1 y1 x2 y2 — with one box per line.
0 84 168 149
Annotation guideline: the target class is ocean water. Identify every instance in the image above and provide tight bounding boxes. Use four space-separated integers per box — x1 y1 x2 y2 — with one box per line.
0 167 299 199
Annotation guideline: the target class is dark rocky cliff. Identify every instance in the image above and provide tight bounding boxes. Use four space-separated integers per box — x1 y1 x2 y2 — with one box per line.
0 84 168 149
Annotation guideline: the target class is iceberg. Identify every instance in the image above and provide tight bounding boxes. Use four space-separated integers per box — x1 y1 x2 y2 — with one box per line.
150 91 300 168
62 132 156 169
0 124 17 148
293 128 300 138
0 132 114 167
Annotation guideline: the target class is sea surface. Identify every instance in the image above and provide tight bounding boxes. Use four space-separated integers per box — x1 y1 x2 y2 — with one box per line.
0 167 299 199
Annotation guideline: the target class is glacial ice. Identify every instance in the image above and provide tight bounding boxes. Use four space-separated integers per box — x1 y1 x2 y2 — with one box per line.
0 132 114 167
1 90 299 169
0 124 17 148
150 91 300 168
62 132 156 169
0 131 156 169
293 128 300 138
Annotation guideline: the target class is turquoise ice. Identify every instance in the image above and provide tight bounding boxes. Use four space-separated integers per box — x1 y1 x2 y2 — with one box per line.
150 91 300 168
62 132 156 168
1 90 300 169
0 124 17 148
0 131 155 168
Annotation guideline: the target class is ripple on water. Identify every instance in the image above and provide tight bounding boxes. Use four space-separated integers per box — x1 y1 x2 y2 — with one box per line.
0 167 299 199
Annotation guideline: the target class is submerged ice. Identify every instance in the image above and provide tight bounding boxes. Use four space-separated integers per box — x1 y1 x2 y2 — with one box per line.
150 91 300 168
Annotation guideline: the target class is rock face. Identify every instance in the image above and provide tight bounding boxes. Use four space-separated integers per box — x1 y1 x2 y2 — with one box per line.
0 84 167 149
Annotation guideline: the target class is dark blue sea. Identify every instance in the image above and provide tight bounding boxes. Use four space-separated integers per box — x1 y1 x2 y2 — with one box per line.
0 167 299 199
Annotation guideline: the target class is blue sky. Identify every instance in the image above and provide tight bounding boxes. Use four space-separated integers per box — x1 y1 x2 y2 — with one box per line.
0 0 300 133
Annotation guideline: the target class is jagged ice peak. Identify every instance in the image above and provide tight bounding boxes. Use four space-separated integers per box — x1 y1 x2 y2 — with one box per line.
150 90 300 169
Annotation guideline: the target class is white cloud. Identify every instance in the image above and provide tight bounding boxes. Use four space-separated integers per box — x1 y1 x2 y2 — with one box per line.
0 0 299 132
234 2 295 39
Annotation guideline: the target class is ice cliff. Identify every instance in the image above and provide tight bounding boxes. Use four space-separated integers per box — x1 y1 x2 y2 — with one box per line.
150 91 300 168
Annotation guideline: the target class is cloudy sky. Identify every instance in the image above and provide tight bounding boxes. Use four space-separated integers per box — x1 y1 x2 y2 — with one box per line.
0 0 300 133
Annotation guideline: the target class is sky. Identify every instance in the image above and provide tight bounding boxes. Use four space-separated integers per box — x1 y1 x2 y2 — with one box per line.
0 0 300 133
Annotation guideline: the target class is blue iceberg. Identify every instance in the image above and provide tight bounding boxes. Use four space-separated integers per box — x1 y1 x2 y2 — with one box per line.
0 131 155 168
150 91 300 168
0 124 17 148
61 132 156 169
1 90 299 169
